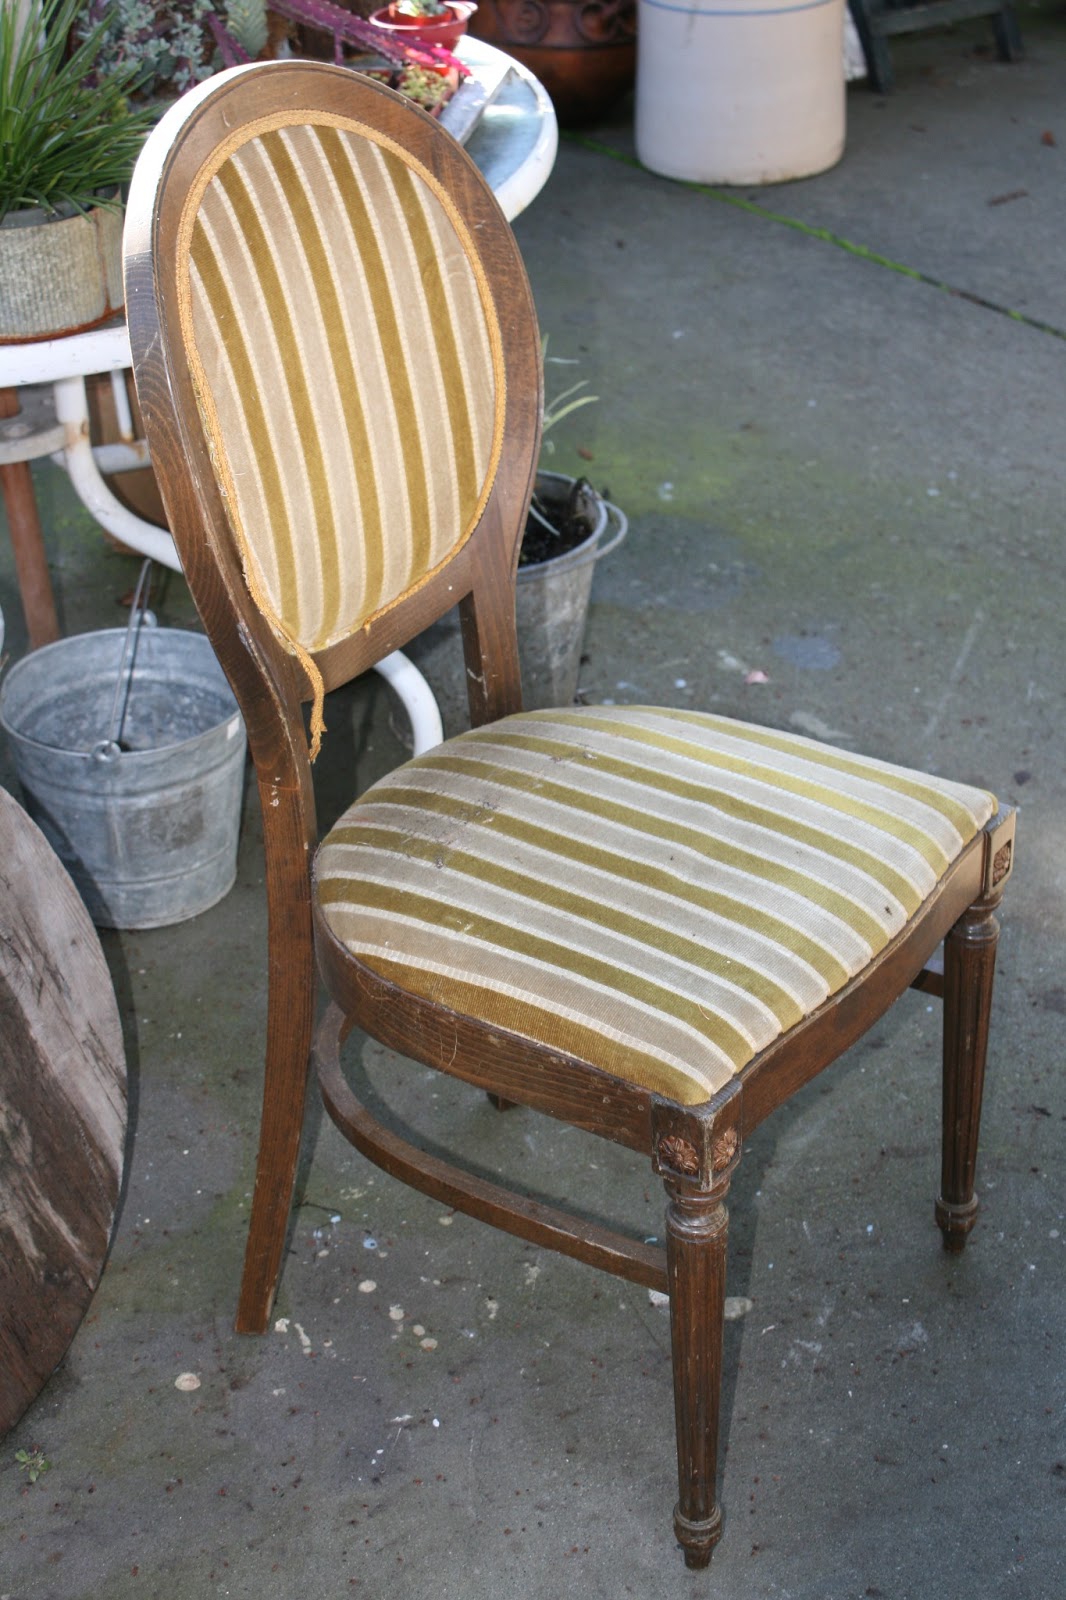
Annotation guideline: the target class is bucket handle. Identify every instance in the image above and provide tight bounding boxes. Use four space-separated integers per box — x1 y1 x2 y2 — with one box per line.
594 499 628 562
92 559 156 764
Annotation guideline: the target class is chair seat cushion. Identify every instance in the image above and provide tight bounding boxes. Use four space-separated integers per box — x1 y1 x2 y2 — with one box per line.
315 706 994 1106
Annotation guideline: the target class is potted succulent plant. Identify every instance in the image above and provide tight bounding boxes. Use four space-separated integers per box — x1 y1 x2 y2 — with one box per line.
205 0 469 119
0 0 155 343
76 0 225 97
369 0 477 53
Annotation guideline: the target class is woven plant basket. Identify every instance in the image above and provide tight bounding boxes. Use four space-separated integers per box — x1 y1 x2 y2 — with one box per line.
0 200 124 345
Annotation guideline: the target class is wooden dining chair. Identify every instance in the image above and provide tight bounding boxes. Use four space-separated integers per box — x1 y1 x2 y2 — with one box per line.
124 60 1015 1567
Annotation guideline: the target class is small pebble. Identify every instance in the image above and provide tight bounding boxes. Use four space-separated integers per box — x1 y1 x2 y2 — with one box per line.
724 1296 754 1321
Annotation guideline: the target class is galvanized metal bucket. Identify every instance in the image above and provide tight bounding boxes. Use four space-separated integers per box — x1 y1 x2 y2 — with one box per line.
0 620 247 929
514 474 627 711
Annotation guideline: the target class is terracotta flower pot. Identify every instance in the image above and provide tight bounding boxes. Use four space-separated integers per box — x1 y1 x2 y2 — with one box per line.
370 2 478 51
469 0 637 127
0 199 125 345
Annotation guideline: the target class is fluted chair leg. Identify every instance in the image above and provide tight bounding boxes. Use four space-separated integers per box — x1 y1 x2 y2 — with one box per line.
665 1172 731 1569
936 892 1001 1253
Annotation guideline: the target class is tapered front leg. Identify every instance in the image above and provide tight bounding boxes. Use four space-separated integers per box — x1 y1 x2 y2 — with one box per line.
664 1172 731 1568
936 813 1014 1253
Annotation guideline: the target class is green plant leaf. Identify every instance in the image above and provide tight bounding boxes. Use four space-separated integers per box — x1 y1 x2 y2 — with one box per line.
14 1447 51 1483
0 0 156 223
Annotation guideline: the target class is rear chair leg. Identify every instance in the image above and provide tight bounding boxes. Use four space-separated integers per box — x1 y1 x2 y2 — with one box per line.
236 833 317 1334
936 813 1014 1253
236 1026 313 1331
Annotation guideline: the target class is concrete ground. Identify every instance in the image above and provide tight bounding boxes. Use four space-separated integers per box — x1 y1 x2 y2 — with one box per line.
2 10 1065 1597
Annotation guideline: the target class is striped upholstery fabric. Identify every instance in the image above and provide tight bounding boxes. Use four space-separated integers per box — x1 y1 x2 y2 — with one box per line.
178 115 502 661
316 706 996 1106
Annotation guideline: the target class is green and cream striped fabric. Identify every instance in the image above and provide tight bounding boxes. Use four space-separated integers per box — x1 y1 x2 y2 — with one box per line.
317 706 995 1106
180 116 502 657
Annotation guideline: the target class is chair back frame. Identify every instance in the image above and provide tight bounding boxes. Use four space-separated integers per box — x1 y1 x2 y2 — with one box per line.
124 61 544 808
124 60 544 1338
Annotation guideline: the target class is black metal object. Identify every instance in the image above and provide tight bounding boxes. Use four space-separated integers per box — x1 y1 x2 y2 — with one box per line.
848 0 1023 92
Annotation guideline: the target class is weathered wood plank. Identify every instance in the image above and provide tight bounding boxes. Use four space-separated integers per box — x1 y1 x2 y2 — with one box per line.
0 786 127 1436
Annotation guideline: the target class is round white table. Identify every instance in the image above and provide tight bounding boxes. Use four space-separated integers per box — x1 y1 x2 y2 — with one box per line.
0 45 557 750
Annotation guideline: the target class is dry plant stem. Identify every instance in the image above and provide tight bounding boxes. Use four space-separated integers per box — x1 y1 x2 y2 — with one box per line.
665 1172 731 1569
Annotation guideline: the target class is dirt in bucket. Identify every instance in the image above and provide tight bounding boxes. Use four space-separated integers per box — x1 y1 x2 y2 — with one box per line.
520 477 603 567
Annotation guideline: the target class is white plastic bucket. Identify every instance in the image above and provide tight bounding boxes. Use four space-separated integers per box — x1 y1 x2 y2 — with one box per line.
635 0 846 186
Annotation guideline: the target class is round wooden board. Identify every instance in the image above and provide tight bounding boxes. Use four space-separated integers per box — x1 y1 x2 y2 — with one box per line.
0 786 127 1437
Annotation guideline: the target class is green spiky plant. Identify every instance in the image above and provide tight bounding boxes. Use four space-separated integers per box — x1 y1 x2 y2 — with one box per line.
223 0 267 58
0 0 155 224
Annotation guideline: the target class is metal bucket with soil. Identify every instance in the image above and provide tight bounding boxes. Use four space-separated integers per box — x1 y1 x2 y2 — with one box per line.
404 471 627 737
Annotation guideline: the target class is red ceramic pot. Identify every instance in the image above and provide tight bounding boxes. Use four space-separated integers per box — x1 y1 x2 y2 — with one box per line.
370 2 477 51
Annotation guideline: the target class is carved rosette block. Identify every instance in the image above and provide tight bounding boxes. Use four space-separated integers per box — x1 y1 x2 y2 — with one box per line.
711 1127 739 1171
982 807 1015 899
991 839 1012 886
658 1133 700 1178
653 1083 743 1190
